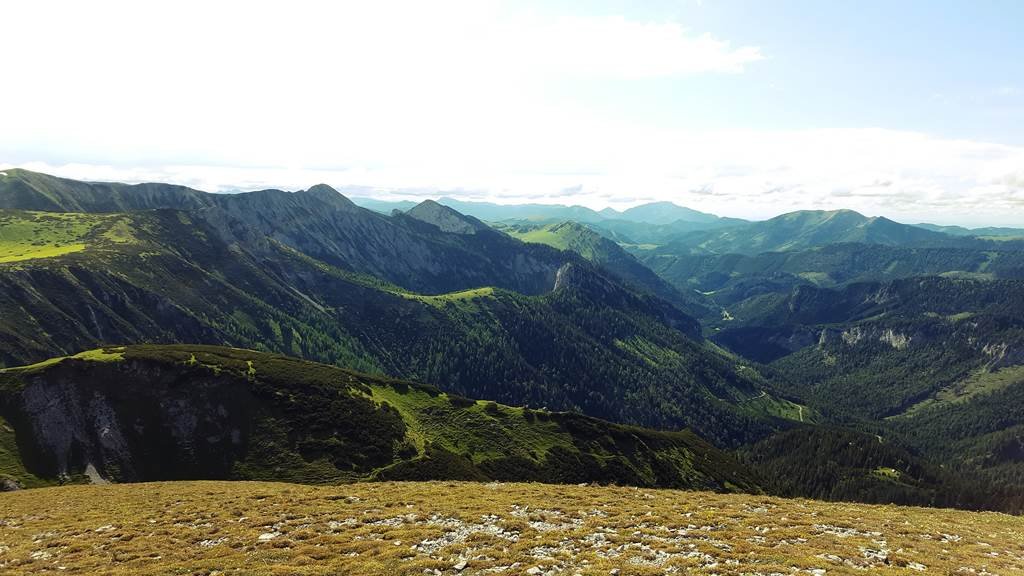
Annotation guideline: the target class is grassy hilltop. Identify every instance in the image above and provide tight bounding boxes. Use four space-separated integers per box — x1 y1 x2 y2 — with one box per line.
0 480 1021 575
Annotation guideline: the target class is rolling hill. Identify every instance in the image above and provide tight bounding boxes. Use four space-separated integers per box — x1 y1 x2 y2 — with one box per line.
617 200 723 225
0 344 758 491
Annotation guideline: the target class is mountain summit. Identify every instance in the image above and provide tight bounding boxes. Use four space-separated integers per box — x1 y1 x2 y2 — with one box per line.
405 199 490 234
618 201 722 225
300 183 357 209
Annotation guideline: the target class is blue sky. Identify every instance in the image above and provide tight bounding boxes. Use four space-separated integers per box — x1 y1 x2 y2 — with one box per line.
581 0 1024 143
2 0 1022 225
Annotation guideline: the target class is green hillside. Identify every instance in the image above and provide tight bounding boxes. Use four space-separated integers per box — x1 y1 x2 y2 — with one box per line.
3 170 1022 514
740 426 1020 511
0 203 792 447
697 276 1024 508
639 243 1024 315
0 344 758 492
0 168 212 213
650 209 1013 256
0 210 138 263
499 220 715 318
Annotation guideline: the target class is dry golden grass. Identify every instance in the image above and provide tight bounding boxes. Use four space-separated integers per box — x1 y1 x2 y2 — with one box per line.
0 481 1021 575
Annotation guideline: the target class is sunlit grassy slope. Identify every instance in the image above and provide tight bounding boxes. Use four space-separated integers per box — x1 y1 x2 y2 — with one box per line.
897 365 1024 417
0 345 757 492
505 225 575 251
0 480 1020 575
0 210 135 263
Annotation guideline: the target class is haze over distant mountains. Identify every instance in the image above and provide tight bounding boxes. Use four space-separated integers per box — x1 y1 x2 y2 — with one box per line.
352 195 738 226
350 194 1024 240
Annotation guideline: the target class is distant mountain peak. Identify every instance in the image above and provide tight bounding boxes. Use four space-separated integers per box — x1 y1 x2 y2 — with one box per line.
414 198 443 209
830 208 868 218
304 183 338 195
406 199 490 234
300 183 357 209
549 220 592 233
770 209 870 228
778 208 865 219
620 201 721 225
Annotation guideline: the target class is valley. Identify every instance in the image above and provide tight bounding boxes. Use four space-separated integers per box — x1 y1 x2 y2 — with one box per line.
0 168 1022 521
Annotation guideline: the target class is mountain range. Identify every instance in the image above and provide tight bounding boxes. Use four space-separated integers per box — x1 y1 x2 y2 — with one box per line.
915 222 1024 238
1 168 1022 513
353 194 1019 250
0 169 797 449
648 209 1012 256
351 194 739 228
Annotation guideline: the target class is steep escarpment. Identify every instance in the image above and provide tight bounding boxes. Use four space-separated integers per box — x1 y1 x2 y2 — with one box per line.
0 345 760 492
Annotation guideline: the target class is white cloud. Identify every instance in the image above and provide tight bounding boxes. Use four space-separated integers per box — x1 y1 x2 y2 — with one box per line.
1 2 1020 226
519 15 763 78
9 127 1024 227
0 1 760 167
999 172 1024 189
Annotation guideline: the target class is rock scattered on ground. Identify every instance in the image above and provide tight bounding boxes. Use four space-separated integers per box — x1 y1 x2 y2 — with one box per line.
0 481 1020 575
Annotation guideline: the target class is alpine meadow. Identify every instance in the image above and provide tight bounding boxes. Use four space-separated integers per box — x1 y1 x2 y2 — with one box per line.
2 1 1023 575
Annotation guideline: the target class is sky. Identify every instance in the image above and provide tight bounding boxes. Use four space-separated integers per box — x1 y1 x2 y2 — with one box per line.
2 0 1023 226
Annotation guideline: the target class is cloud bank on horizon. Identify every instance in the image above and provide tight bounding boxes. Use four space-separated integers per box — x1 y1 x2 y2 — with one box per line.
2 0 1022 226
